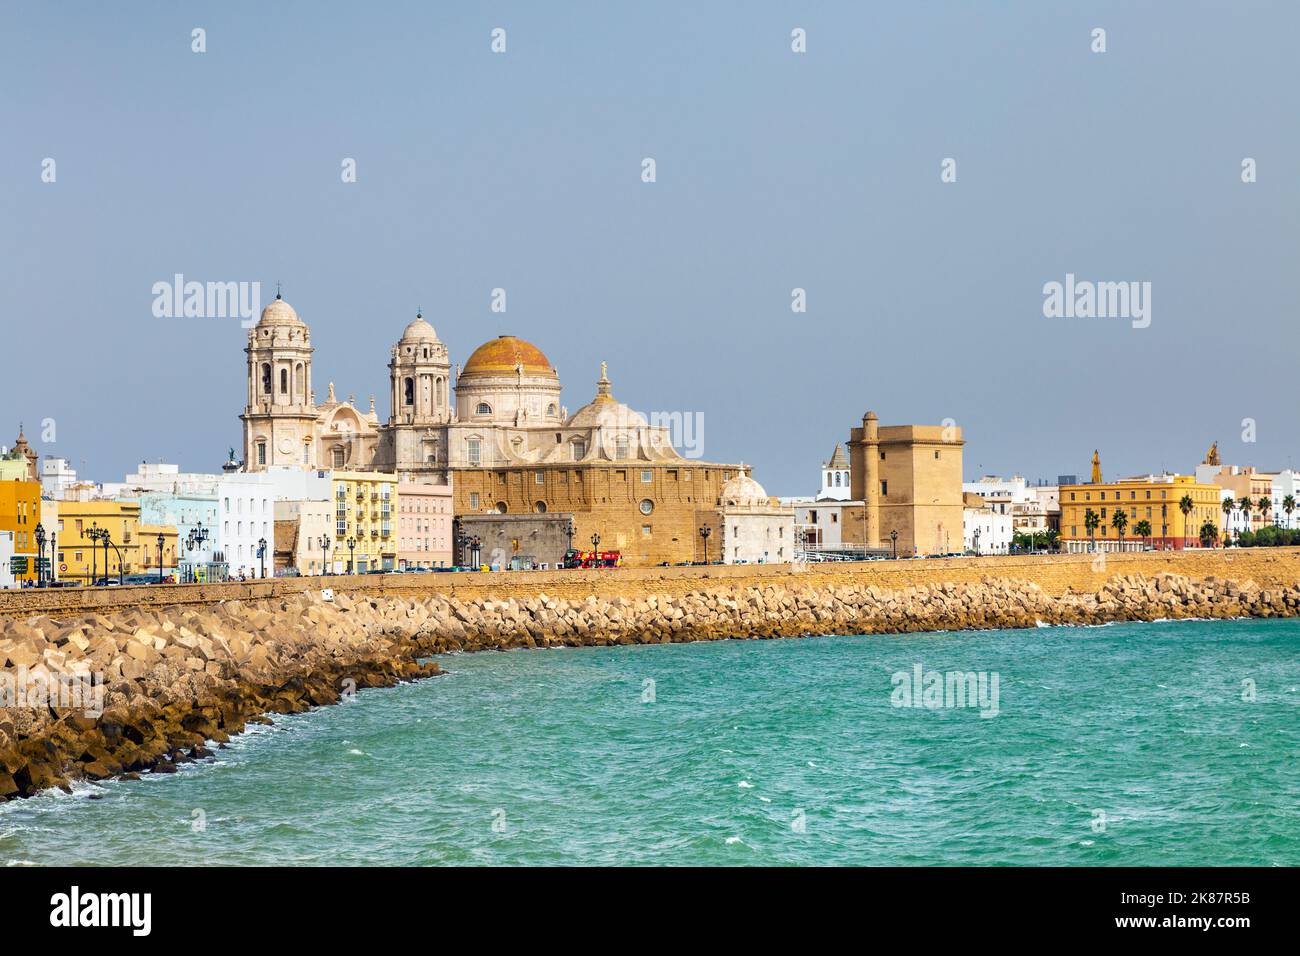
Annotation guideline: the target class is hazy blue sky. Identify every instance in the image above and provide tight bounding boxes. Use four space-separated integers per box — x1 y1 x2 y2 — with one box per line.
3 1 1297 493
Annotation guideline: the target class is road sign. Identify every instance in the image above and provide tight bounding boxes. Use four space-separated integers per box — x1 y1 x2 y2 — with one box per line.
10 556 29 575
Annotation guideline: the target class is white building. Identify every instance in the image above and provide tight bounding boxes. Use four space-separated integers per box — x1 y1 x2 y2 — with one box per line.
1220 489 1252 539
1271 470 1300 529
0 531 16 589
963 504 1013 555
817 444 852 501
719 474 795 564
39 457 78 498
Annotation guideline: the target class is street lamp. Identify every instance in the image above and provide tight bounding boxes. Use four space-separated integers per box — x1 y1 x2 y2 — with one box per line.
258 537 267 579
89 521 99 584
322 535 332 576
471 535 481 568
347 536 357 574
890 529 898 559
590 532 601 551
186 521 209 583
698 525 711 564
566 519 576 551
34 523 46 587
973 527 981 557
157 532 166 584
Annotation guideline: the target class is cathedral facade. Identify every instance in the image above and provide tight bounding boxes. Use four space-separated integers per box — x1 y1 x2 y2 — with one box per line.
239 296 748 565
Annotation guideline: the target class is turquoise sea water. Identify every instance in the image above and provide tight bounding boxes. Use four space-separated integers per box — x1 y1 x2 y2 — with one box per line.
3 618 1298 866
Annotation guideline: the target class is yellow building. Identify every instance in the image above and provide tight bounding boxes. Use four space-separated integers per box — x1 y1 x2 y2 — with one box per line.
56 500 142 583
137 524 180 578
331 470 398 572
0 479 41 583
1060 472 1221 552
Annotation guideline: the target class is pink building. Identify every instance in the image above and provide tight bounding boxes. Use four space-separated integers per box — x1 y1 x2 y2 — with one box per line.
396 481 453 569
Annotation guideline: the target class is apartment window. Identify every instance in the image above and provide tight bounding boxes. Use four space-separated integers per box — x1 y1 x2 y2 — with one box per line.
535 471 544 485
934 451 940 459
467 438 481 466
641 470 652 483
469 493 480 510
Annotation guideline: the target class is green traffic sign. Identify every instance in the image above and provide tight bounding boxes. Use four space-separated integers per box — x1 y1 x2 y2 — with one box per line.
10 556 29 575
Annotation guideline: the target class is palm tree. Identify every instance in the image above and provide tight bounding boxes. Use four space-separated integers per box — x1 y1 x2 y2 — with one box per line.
1258 496 1272 526
1179 494 1194 548
1238 496 1252 534
1084 508 1100 551
1134 519 1152 548
1111 509 1128 550
1200 521 1219 548
1221 496 1235 541
1284 494 1296 529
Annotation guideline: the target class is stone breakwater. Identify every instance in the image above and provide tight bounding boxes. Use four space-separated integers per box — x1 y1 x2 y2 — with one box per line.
3 570 1299 800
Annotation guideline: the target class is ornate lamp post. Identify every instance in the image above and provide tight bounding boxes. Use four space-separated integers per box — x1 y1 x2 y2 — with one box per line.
566 519 576 551
322 535 332 576
185 521 209 583
698 525 711 564
890 529 898 559
157 532 166 584
258 537 267 579
347 536 357 574
34 523 46 587
89 522 99 584
972 527 982 557
471 535 482 568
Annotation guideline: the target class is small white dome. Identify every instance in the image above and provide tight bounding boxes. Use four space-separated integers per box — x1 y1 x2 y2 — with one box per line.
721 473 768 507
256 294 304 328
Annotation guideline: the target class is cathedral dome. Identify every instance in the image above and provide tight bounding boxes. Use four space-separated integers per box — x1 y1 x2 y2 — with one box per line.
400 311 439 343
461 335 556 378
256 294 305 329
566 363 646 429
720 473 768 507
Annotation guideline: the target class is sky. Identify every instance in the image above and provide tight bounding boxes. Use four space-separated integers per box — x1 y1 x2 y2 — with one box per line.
3 1 1298 494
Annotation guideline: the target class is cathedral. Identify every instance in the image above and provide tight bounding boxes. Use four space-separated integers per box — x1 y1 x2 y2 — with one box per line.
240 295 748 565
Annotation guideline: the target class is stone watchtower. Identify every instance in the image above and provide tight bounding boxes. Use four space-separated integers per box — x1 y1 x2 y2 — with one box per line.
847 410 965 556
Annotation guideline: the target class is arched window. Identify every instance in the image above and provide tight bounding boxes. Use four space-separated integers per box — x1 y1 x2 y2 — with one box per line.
435 377 444 407
261 364 272 394
547 403 557 417
295 363 305 397
280 368 288 394
476 402 491 416
495 501 507 514
534 501 547 513
835 474 841 487
403 377 414 406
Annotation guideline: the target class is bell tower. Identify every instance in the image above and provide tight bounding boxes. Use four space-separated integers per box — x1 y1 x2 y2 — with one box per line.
380 310 452 480
240 293 318 470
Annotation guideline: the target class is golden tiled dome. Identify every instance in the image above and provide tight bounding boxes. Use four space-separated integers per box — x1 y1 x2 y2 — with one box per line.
460 335 555 377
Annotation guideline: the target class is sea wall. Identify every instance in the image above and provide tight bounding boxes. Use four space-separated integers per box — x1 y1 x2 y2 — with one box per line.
3 550 1300 799
3 546 1300 619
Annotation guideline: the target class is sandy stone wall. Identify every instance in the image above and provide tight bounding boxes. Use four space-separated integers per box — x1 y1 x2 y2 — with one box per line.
4 547 1299 619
